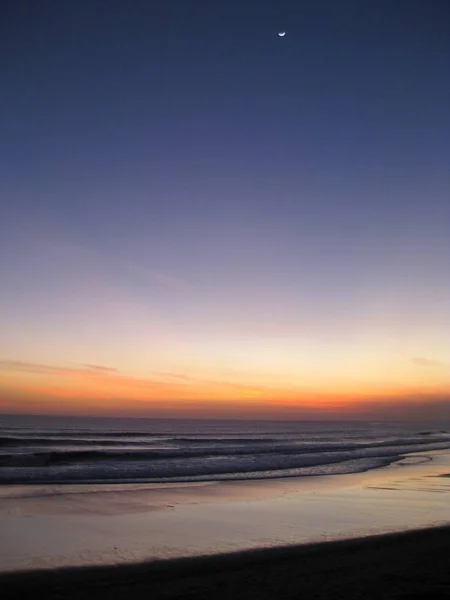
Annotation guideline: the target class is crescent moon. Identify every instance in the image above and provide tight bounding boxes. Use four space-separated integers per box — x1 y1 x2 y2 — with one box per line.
278 32 286 37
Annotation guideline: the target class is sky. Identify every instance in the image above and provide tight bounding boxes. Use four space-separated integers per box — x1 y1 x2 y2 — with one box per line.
1 0 449 420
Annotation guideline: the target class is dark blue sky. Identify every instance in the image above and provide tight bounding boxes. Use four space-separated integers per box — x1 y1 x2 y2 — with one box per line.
1 0 449 417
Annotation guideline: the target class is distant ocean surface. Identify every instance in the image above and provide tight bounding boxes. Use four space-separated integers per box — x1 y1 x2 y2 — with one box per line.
1 416 450 485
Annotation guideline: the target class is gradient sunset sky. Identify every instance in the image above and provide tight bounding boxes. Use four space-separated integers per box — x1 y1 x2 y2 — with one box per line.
1 0 449 420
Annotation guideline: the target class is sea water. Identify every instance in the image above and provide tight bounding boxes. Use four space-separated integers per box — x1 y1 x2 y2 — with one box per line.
1 415 449 485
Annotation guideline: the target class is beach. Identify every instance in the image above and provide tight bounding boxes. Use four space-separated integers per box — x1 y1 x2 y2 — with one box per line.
1 526 450 599
1 448 450 598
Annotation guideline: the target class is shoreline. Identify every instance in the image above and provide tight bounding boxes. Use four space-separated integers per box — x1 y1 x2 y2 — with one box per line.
0 446 444 503
2 525 450 599
1 449 450 577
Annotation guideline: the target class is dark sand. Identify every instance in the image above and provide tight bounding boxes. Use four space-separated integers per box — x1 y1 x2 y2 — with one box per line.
2 526 450 600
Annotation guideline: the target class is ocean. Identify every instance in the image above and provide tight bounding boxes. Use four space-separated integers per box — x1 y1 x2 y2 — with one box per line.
1 415 450 485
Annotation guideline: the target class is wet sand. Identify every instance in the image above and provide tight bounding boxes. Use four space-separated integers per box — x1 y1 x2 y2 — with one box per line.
1 451 450 598
2 525 450 599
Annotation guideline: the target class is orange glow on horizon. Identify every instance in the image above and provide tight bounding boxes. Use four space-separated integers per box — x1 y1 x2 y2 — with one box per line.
0 358 449 420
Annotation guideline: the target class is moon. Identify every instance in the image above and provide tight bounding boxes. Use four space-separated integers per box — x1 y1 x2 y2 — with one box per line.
278 32 286 37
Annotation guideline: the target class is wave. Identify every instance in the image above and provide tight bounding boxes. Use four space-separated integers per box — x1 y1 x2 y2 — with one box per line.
1 439 450 484
2 431 449 448
1 421 449 485
1 433 449 461
0 430 171 439
0 436 162 448
0 456 401 486
0 454 406 485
